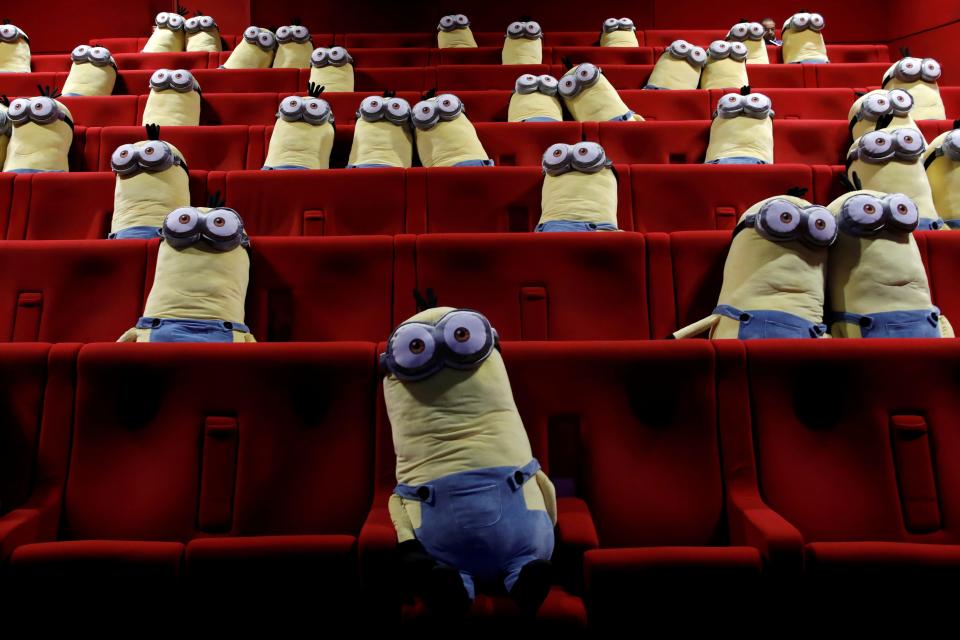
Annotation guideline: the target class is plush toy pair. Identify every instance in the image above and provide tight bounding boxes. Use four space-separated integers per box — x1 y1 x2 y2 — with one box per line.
2 87 73 173
143 9 222 53
537 142 619 232
705 87 774 165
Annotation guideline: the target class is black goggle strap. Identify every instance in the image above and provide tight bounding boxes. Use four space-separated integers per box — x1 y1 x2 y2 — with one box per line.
731 213 757 239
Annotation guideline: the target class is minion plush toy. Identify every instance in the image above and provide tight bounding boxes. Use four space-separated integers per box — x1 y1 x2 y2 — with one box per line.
846 120 943 229
645 40 707 90
3 87 73 173
0 23 31 72
384 305 556 615
502 19 542 65
273 23 313 69
727 21 769 65
118 200 255 343
923 125 960 228
222 26 277 69
437 14 477 48
109 124 190 239
700 41 749 90
600 17 639 47
142 9 187 53
0 99 10 167
848 89 918 143
412 92 493 167
827 189 953 337
882 55 946 121
673 191 836 339
781 12 829 64
537 142 618 232
62 45 117 96
347 92 413 168
508 73 562 122
705 88 774 165
263 83 334 170
308 46 354 92
142 68 201 127
559 63 644 121
184 14 221 53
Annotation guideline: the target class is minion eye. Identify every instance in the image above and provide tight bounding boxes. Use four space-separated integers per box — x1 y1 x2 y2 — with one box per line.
570 142 607 172
558 75 579 97
30 98 56 122
860 131 895 162
441 312 487 356
922 58 942 82
167 14 184 29
748 22 765 38
244 26 260 40
276 26 291 40
603 18 619 30
110 143 139 175
391 324 437 371
150 69 170 88
455 14 469 26
885 194 919 232
155 12 170 26
525 22 541 36
507 22 524 36
439 15 455 29
257 31 276 49
804 207 838 246
758 199 802 239
200 16 215 29
72 45 89 59
7 98 30 121
205 208 240 237
809 13 825 30
842 194 885 231
165 207 200 235
0 24 17 40
729 42 748 60
730 23 749 39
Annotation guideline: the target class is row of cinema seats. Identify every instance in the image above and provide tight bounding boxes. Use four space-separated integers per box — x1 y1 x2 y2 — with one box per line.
29 44 892 72
1 231 960 344
0 165 857 240
47 88 960 127
29 120 958 174
4 62 903 96
2 339 959 622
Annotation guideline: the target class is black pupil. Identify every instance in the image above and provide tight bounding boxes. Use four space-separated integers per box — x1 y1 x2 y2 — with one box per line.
454 328 470 342
214 217 225 227
865 204 876 213
409 339 424 354
179 214 190 224
815 219 826 230
898 204 908 213
780 212 792 223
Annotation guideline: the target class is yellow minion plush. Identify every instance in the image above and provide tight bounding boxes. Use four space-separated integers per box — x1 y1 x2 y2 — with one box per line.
502 20 542 65
347 93 413 168
118 202 255 343
0 101 10 167
700 40 749 90
308 46 355 92
559 63 644 121
142 68 201 127
827 189 953 337
62 45 117 97
273 24 313 68
263 83 334 170
645 40 707 90
537 142 618 232
184 14 221 53
222 26 277 69
848 89 918 143
882 56 946 121
383 305 556 614
727 21 769 65
412 93 492 167
0 23 31 72
705 88 774 165
2 89 73 173
142 11 186 53
508 73 562 122
673 192 836 339
781 12 829 64
437 14 477 48
923 127 960 228
846 124 943 229
109 125 190 239
600 17 639 47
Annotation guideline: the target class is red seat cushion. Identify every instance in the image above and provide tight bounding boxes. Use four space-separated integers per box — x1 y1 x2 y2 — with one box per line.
805 541 960 577
185 535 357 580
11 540 184 577
475 122 584 167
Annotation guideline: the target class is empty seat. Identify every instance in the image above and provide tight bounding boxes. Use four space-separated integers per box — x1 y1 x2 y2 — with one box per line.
813 63 890 89
60 96 140 127
643 30 727 47
619 90 712 121
595 121 709 165
343 33 434 48
436 47 554 65
2 72 62 98
112 52 213 70
438 65 552 91
0 174 15 239
351 48 432 68
332 67 434 92
474 121 584 166
194 93 281 126
551 47 655 65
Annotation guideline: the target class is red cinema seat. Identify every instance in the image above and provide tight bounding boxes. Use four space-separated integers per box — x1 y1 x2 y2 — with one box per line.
774 120 850 165
1 72 61 98
619 90 712 121
709 88 857 120
0 174 15 238
409 233 650 340
59 96 139 127
343 33 434 48
224 169 407 236
193 68 302 93
630 164 816 232
918 232 960 325
595 121 710 165
545 32 609 47
244 237 395 342
347 67 433 92
29 55 71 72
814 63 890 89
474 121 584 166
88 37 147 54
552 47 655 66
437 65 551 91
739 64 806 89
435 47 517 65
352 48 431 68
644 30 728 47
0 240 149 342
88 126 253 171
455 91 511 122
585 65 654 90
938 87 960 120
825 45 890 63
196 93 280 126
113 52 212 70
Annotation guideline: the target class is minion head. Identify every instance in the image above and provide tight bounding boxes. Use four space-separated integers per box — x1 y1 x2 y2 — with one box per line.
882 57 945 121
263 84 335 170
700 40 749 89
222 26 277 69
142 68 202 127
559 63 640 122
600 17 638 47
184 14 221 52
508 73 562 122
308 46 355 92
142 11 186 53
0 23 30 73
3 91 74 173
411 92 490 167
503 20 543 65
539 141 618 228
273 24 313 68
646 40 707 90
726 21 768 64
848 89 917 142
706 89 775 164
781 12 828 63
348 93 414 168
924 128 960 225
62 45 117 97
437 14 477 48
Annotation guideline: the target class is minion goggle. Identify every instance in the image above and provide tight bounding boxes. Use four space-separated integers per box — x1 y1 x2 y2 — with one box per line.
849 90 913 133
733 199 838 247
515 73 559 96
665 40 707 68
846 128 925 165
70 45 116 69
310 46 353 68
727 22 765 42
542 142 611 176
111 141 190 177
0 24 27 43
783 13 825 32
707 40 748 62
836 193 920 236
883 57 941 86
277 95 333 125
412 94 464 130
7 97 73 129
506 21 542 39
924 130 960 169
714 92 774 119
438 14 470 32
149 68 200 93
154 12 185 31
602 18 635 33
558 63 601 98
185 16 218 34
276 25 311 44
162 207 250 252
242 27 277 51
357 95 411 126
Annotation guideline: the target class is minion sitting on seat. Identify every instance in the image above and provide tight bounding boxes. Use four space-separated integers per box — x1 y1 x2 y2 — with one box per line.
348 92 414 168
502 19 543 65
705 87 774 165
645 40 707 90
142 10 187 53
413 92 493 167
508 74 562 122
222 26 277 69
184 14 222 53
2 88 73 173
559 63 643 121
263 83 334 170
274 23 313 69
0 23 31 72
700 41 749 90
62 45 117 97
437 14 477 48
882 55 946 121
923 125 960 228
0 99 10 167
537 142 619 232
781 12 829 64
142 68 201 127
309 46 355 92
600 18 638 47
727 21 769 65
848 89 918 143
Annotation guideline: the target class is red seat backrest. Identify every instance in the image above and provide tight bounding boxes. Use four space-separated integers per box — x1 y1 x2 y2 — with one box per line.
347 67 433 92
918 232 960 325
113 51 212 70
197 93 280 126
814 63 890 89
343 33 434 48
437 64 551 91
474 121 583 166
455 90 511 122
90 125 253 171
351 48 431 68
644 30 727 47
619 89 712 121
552 47 654 66
774 120 850 165
596 121 710 164
60 96 140 127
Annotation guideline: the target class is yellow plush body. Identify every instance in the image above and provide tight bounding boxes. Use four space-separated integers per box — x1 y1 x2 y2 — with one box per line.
62 62 117 97
274 41 313 69
743 39 769 64
782 29 828 64
348 119 413 168
308 64 355 92
111 143 190 234
415 116 489 167
562 70 643 122
143 28 184 53
186 30 221 52
847 142 940 225
885 77 945 121
142 89 201 127
264 120 334 169
3 103 73 173
848 90 918 142
539 169 618 227
924 131 960 222
674 196 828 339
706 116 774 164
700 57 748 89
508 91 562 122
0 37 31 72
223 41 275 69
600 31 638 48
647 53 702 90
502 38 542 65
438 29 477 49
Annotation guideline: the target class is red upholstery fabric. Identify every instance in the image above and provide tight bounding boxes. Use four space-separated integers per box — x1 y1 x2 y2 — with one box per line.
11 540 185 577
60 96 140 127
643 30 728 47
347 67 434 93
343 33 434 48
619 90 712 121
198 93 280 126
474 122 584 166
921 232 960 324
353 48 432 68
89 126 254 171
0 174 14 239
437 65 551 91
814 63 891 89
805 541 960 577
550 47 655 65
651 231 729 335
596 121 709 164
185 535 357 581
